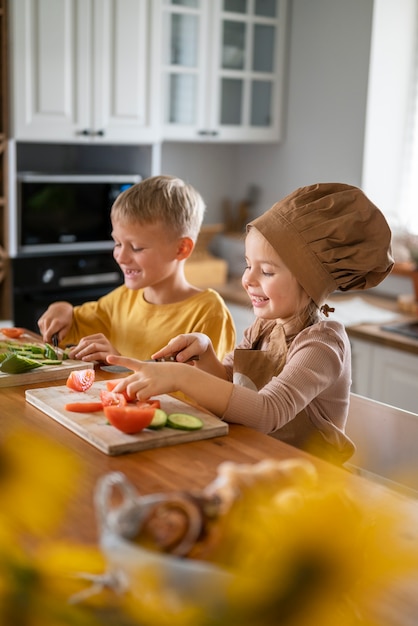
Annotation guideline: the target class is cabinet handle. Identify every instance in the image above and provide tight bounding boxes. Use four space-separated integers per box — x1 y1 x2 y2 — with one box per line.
75 129 105 137
197 130 219 136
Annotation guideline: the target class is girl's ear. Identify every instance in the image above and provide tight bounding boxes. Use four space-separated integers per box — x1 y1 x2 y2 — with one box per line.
176 237 194 260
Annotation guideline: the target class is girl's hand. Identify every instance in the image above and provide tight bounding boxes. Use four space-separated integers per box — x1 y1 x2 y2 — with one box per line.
68 333 119 363
151 332 211 363
106 355 180 400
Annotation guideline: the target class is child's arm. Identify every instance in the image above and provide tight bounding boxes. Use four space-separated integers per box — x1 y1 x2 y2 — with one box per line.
151 332 229 380
106 354 233 418
37 301 74 344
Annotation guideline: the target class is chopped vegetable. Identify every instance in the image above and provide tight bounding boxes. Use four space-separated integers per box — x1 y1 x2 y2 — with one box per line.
105 380 136 402
148 408 168 429
0 337 70 374
167 413 203 431
66 368 95 392
100 389 127 407
103 405 155 434
136 399 161 410
44 343 58 360
64 402 104 413
0 353 43 374
0 327 25 339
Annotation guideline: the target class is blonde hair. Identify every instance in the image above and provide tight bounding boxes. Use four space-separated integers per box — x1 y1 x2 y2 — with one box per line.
110 175 206 242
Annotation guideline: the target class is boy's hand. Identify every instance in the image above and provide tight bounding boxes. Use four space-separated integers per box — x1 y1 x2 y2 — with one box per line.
37 301 73 344
151 332 211 363
68 333 119 363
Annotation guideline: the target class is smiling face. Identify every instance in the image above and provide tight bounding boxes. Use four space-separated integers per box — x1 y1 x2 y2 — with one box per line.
111 219 187 292
242 227 310 322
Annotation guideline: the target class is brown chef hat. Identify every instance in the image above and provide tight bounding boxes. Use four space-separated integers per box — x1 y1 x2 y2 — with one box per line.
248 183 394 307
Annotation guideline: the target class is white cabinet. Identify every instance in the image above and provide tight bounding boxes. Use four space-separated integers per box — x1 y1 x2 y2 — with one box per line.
159 0 287 142
10 0 157 143
350 338 418 413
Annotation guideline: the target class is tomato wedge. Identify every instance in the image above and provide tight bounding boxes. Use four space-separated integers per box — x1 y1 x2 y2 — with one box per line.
136 399 161 410
66 368 95 392
1 327 25 339
65 402 103 413
100 389 127 407
105 380 135 402
104 405 155 434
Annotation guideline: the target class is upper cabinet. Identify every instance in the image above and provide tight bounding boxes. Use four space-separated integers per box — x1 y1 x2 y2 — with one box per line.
10 0 157 144
159 0 287 142
9 0 287 145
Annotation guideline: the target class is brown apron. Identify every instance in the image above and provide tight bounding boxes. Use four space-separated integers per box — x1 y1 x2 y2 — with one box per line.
232 318 353 465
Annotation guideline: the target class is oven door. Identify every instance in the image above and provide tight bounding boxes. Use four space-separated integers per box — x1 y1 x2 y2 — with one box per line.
12 252 123 333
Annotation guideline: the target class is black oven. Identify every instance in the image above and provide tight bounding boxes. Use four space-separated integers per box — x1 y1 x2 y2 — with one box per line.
12 251 123 333
11 171 139 330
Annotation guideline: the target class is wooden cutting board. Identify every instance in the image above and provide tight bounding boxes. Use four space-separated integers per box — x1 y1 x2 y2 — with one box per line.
0 329 94 387
25 381 229 455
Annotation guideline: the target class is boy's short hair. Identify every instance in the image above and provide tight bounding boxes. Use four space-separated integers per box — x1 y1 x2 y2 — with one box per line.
110 175 206 242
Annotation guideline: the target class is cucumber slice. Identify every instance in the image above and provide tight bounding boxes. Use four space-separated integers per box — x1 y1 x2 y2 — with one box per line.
0 354 43 374
38 359 62 366
148 408 168 429
167 413 203 431
44 343 58 360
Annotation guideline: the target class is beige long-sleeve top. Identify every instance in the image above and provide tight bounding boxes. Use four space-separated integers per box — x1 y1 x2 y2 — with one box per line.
222 319 355 462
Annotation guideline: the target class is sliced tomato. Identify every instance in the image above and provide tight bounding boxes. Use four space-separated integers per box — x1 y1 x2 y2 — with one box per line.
1 327 25 339
64 402 103 413
106 380 135 402
100 389 127 407
66 368 95 392
103 405 155 434
136 399 161 410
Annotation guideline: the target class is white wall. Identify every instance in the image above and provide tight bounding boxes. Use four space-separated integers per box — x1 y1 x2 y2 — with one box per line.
162 0 374 222
362 0 417 229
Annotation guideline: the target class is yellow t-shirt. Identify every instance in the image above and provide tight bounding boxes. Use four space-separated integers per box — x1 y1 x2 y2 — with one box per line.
62 286 236 360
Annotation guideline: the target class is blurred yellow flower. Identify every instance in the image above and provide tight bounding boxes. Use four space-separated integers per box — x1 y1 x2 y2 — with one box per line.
0 430 80 536
1 429 418 626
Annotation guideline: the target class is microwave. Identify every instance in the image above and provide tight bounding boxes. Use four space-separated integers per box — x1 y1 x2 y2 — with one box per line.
14 172 142 255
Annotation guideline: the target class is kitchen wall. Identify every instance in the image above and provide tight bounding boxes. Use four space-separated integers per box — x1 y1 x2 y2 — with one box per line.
161 0 374 223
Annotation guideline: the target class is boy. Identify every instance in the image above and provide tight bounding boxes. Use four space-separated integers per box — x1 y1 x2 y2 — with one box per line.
38 175 235 362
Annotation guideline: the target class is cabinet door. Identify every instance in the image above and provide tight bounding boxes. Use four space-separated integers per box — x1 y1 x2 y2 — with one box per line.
369 344 418 414
350 338 373 397
160 0 211 140
11 0 91 142
212 0 287 141
160 0 287 142
93 0 157 143
11 0 156 143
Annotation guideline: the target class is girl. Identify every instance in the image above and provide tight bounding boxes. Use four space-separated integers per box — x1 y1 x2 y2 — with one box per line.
107 183 394 464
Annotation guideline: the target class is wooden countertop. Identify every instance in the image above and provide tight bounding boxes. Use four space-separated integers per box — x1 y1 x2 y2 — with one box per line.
0 366 343 545
1 364 415 539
